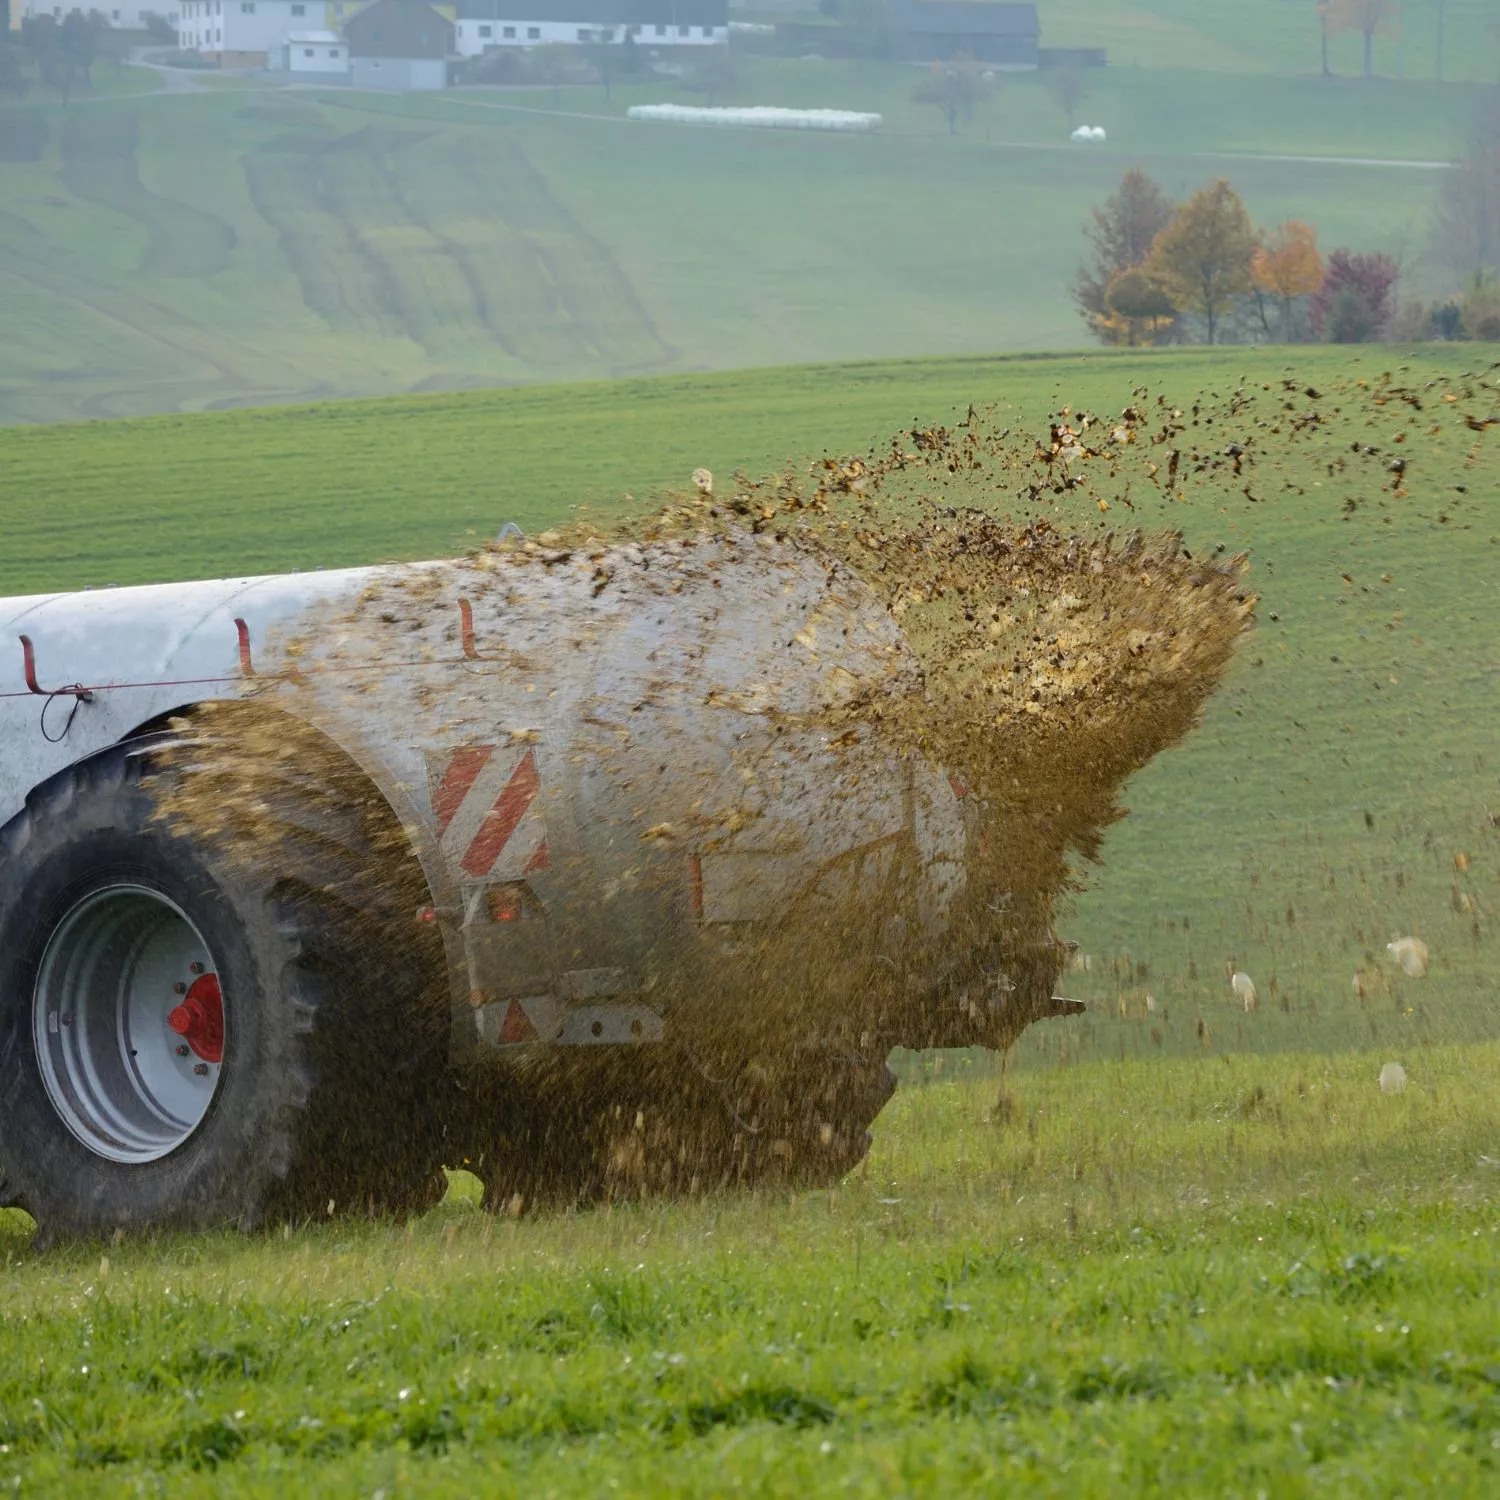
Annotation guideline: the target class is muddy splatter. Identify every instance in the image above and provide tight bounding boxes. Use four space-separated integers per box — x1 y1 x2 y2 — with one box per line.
150 364 1498 1209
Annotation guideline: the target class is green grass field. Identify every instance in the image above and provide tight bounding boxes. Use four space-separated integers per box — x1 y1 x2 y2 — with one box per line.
1036 0 1500 81
1 285 1498 1492
2 1044 1497 1493
0 50 1488 424
3 341 1497 1059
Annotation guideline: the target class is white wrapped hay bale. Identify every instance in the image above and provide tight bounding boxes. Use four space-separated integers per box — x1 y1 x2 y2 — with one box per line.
627 105 883 133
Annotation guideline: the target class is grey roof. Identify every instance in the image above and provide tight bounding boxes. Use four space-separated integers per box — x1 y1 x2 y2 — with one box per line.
891 1 1038 37
456 0 727 23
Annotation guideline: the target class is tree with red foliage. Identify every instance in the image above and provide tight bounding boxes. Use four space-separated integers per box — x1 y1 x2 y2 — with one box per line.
1310 249 1398 343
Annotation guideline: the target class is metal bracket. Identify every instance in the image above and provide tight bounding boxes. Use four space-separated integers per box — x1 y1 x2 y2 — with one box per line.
18 636 93 702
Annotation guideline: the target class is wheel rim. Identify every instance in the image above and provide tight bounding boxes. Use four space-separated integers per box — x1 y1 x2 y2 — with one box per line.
32 884 226 1164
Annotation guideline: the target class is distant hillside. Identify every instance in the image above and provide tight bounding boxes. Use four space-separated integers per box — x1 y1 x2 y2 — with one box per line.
1035 0 1498 80
0 60 1484 424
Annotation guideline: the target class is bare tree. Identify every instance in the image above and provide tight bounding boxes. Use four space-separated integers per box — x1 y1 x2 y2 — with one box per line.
1316 0 1336 77
681 46 742 108
527 44 575 108
1431 94 1500 280
911 56 991 137
1044 60 1090 129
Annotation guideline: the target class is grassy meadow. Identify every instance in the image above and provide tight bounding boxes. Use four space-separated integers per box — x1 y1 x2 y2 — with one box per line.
3 341 1498 1061
0 51 1486 424
0 67 1497 1472
1033 0 1500 81
1 1043 1497 1493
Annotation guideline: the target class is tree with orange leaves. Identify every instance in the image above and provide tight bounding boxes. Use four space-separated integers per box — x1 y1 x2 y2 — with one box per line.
1321 0 1395 79
1251 221 1324 342
1146 179 1256 346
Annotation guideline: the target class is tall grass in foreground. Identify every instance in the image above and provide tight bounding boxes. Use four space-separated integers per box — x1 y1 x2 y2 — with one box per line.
1 1043 1495 1495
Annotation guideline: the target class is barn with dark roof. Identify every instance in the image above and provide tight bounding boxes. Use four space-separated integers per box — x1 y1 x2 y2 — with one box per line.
892 0 1039 68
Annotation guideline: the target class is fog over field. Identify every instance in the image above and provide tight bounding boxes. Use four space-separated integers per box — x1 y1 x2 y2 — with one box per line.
1 0 1497 422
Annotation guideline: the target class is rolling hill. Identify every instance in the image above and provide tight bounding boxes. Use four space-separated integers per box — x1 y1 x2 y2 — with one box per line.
0 58 1485 424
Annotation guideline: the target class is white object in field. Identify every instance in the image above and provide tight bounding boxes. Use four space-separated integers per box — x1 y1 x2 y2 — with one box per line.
1387 936 1429 978
1071 125 1107 142
691 467 713 496
1145 993 1157 1014
627 105 883 132
1231 970 1257 1012
1379 1061 1408 1094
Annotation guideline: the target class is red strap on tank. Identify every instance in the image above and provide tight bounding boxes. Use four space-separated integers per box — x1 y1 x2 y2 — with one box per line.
234 618 256 677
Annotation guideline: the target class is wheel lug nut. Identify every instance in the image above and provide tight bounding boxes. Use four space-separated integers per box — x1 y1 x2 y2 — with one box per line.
193 1063 209 1076
189 962 204 975
173 981 187 995
176 1045 190 1058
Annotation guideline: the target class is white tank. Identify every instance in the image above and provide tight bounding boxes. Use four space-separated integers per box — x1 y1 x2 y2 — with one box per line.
1 536 1016 1063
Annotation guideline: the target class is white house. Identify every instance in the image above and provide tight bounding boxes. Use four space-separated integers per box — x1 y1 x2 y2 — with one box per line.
23 0 179 27
177 0 330 62
454 0 726 57
282 24 346 68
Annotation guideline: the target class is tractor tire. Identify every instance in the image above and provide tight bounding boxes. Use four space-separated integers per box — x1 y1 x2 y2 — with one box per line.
0 735 450 1240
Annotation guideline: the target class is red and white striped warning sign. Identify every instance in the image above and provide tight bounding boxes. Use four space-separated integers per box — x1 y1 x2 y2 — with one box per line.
427 743 550 880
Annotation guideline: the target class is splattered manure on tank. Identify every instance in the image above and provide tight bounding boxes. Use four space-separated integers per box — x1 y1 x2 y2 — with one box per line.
151 397 1267 1206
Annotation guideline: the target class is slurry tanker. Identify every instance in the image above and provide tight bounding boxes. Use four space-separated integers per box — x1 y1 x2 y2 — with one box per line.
0 507 1248 1237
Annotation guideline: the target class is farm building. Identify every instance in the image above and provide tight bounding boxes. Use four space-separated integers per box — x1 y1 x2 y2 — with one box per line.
892 0 1038 68
344 0 452 87
176 0 326 65
280 25 348 69
454 0 726 56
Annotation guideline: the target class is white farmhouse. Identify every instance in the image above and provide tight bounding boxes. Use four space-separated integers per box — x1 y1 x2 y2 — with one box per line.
454 0 727 57
176 0 370 63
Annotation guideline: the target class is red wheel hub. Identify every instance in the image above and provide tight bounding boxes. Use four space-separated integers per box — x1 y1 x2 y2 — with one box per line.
168 973 224 1064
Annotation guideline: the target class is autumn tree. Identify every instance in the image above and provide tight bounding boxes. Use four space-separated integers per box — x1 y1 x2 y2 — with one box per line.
1074 168 1176 343
1103 267 1177 345
911 57 990 137
1323 0 1394 79
1251 220 1324 341
1310 249 1399 341
1146 179 1256 345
